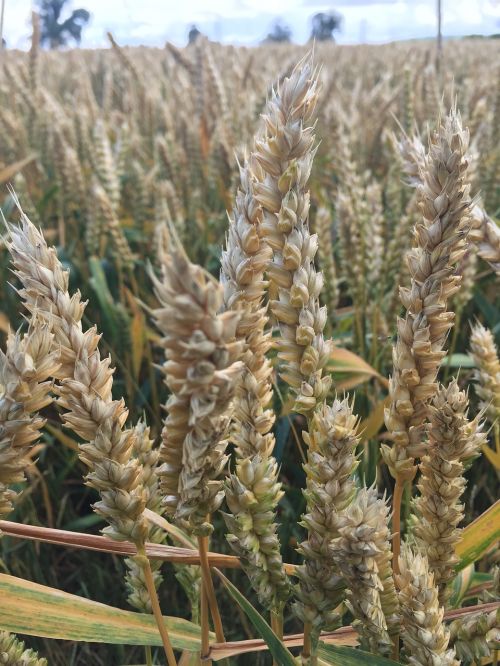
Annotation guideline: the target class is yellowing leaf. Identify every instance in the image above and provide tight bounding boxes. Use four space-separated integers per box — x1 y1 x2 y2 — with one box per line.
45 423 80 452
0 154 37 185
130 310 146 379
124 288 147 380
482 443 500 470
0 311 10 334
0 573 203 650
456 501 500 571
328 347 389 390
358 397 390 441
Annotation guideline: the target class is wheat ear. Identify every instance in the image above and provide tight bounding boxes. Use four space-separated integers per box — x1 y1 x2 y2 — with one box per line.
331 488 397 657
0 322 59 520
397 544 459 666
0 632 47 666
383 108 473 577
125 420 165 613
383 107 472 482
470 322 500 426
293 399 359 642
7 213 177 665
220 156 290 612
414 380 486 605
151 235 244 535
449 607 500 664
253 58 332 417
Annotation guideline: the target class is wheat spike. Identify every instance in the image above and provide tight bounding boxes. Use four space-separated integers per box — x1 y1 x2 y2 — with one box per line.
293 399 360 637
125 420 164 613
397 544 459 665
383 107 473 481
449 607 500 664
330 487 395 656
7 212 148 544
221 157 289 608
314 205 339 318
0 322 59 520
253 58 332 416
0 632 47 666
151 237 244 535
414 380 486 604
470 322 500 426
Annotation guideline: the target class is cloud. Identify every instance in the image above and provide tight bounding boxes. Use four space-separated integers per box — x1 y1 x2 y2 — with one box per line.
302 0 400 5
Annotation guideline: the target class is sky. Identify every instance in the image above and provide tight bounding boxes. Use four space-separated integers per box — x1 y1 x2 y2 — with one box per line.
3 0 500 49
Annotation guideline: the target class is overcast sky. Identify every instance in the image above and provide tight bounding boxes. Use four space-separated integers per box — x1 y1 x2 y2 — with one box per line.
4 0 500 49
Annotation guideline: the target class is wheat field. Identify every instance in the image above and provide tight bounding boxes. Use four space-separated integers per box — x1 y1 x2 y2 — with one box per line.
0 23 499 666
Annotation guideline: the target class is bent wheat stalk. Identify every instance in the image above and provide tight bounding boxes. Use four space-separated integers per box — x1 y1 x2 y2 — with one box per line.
7 211 177 666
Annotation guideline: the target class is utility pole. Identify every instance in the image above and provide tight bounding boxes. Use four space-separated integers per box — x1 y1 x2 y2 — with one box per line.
436 0 442 73
0 0 6 51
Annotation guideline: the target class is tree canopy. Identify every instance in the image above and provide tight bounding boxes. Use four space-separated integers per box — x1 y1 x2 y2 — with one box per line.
38 0 90 49
310 11 342 41
264 20 292 43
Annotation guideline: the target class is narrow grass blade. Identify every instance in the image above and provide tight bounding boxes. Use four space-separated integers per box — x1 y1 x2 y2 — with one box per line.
318 644 402 665
214 569 296 666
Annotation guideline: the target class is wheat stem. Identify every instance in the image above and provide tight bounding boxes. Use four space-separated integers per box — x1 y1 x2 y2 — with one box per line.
302 622 313 664
137 548 177 666
198 534 225 643
200 580 211 662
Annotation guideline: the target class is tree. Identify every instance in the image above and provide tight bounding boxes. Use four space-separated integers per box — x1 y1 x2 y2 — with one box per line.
188 24 201 45
310 11 342 42
38 0 90 49
263 20 292 43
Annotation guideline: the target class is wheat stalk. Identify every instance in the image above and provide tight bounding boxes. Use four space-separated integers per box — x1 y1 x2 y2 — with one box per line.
7 211 177 665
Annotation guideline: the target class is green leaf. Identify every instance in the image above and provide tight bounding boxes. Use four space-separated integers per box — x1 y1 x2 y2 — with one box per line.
455 500 500 571
318 643 402 665
214 569 296 666
444 353 475 368
474 291 500 335
0 573 203 650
